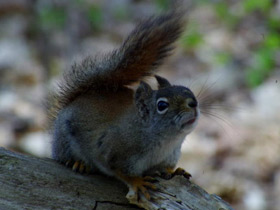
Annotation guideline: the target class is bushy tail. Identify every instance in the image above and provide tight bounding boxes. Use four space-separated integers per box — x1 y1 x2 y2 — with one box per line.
49 9 186 121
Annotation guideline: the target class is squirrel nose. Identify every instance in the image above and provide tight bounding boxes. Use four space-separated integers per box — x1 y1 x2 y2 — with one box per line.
188 99 197 108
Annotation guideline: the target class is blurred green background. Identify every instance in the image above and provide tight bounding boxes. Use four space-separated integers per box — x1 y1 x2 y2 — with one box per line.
0 0 279 209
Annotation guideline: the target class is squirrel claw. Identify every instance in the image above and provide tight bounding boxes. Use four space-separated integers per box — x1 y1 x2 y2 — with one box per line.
72 161 80 171
173 167 192 179
73 161 88 173
124 176 157 201
159 167 192 180
65 160 89 174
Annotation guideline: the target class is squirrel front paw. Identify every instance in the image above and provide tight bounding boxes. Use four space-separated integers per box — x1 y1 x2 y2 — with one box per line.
127 176 158 201
118 173 158 201
158 167 192 180
65 160 91 174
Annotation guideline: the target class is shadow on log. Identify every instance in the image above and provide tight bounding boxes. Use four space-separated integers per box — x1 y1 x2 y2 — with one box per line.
0 147 234 210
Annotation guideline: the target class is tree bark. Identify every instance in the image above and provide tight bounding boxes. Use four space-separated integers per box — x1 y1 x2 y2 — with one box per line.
0 147 234 210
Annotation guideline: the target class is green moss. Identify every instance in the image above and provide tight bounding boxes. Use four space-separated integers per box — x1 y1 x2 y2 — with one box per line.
264 33 280 49
86 5 103 30
213 2 240 28
39 7 66 29
113 6 130 21
246 48 275 88
155 0 171 11
180 26 204 51
214 52 231 65
243 0 272 13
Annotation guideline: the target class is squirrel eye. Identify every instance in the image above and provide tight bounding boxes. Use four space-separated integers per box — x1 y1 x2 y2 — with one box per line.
157 98 169 114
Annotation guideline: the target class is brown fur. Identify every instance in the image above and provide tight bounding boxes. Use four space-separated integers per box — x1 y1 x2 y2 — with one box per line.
47 9 186 125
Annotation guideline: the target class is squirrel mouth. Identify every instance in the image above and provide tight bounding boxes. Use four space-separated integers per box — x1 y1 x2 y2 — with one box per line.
176 109 200 130
186 118 196 124
181 117 197 129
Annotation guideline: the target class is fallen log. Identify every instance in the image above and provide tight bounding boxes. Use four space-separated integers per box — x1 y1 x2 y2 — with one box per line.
0 147 234 210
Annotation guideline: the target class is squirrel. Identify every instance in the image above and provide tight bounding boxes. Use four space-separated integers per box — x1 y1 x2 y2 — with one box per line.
49 8 200 200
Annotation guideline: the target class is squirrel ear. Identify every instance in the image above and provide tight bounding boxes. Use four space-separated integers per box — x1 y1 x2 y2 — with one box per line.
155 75 171 89
135 81 153 119
135 81 153 101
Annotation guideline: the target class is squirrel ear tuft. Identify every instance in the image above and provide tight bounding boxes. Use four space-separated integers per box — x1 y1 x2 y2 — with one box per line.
155 75 171 89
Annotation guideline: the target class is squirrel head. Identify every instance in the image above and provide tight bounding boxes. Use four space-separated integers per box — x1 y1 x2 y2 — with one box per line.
135 75 199 136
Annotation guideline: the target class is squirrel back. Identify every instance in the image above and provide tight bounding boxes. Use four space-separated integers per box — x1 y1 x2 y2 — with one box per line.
49 9 186 123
